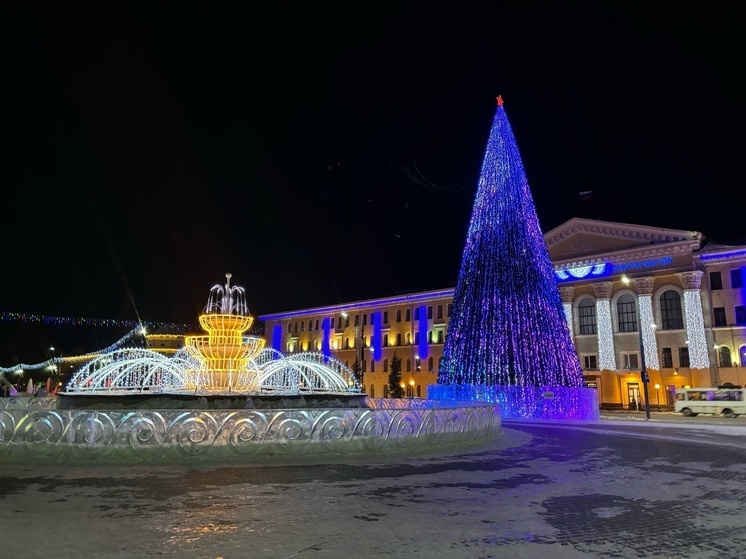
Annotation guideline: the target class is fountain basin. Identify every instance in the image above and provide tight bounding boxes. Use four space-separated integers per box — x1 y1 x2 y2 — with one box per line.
0 397 501 463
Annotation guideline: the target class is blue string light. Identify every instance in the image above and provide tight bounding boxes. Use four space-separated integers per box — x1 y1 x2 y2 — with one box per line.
438 99 585 388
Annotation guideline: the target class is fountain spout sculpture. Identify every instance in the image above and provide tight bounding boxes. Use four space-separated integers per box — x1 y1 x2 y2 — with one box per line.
184 273 265 391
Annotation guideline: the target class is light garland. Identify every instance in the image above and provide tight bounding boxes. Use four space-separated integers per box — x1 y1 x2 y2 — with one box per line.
0 311 198 332
596 299 617 370
683 291 710 369
638 296 660 370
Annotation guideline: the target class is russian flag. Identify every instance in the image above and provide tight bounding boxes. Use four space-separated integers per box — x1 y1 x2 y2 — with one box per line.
579 190 593 202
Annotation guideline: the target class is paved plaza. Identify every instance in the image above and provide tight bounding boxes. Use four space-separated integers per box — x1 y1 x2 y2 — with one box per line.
2 415 746 559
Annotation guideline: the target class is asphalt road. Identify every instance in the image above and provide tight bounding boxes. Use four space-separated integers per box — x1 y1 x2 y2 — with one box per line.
2 417 746 559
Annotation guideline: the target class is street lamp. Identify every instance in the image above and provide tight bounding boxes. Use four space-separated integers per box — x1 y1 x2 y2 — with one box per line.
654 383 661 412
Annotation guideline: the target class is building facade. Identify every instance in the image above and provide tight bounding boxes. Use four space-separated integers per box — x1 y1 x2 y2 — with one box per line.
259 218 746 410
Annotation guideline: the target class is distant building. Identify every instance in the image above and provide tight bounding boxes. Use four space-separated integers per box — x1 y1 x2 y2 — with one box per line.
259 218 746 410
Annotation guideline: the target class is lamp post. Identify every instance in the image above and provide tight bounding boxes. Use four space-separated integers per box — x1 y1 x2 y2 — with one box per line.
638 318 651 420
654 383 661 412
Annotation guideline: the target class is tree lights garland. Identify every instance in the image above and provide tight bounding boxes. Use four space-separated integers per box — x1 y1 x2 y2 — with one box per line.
437 99 584 388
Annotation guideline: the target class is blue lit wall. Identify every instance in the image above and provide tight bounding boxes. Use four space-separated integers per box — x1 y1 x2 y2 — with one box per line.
321 317 331 359
418 305 428 360
372 311 382 361
272 324 282 351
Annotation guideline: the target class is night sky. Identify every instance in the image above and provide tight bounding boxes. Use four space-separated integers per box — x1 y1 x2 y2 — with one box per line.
1 4 743 363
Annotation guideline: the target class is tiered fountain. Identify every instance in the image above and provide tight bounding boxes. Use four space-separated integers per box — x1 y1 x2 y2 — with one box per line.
0 274 501 462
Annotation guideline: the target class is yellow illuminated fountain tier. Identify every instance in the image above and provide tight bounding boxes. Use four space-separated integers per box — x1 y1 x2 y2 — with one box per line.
184 273 265 390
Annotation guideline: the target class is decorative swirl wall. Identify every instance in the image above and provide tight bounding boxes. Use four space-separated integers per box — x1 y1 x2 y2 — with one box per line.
0 397 501 463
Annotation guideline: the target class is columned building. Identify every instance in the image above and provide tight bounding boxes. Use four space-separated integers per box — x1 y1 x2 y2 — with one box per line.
259 218 746 410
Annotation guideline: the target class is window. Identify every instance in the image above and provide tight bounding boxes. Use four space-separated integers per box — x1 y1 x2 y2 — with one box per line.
371 313 376 325
714 307 727 327
731 268 744 289
369 384 374 398
621 352 639 370
344 337 349 349
437 330 444 344
406 358 411 372
337 317 342 330
383 334 389 347
383 311 388 324
383 385 388 398
383 359 388 373
370 359 375 373
354 314 359 327
396 333 402 346
414 332 420 344
427 331 433 344
428 356 434 371
661 347 673 368
287 323 292 333
415 357 421 370
447 303 453 316
396 309 401 322
710 271 723 290
300 321 304 332
345 315 349 327
660 291 684 330
294 322 298 333
363 314 367 326
736 305 746 325
437 305 443 319
405 332 411 345
582 355 598 370
414 308 420 320
578 298 597 335
679 346 690 367
427 306 433 319
718 346 732 367
315 319 319 330
616 294 637 333
405 308 411 321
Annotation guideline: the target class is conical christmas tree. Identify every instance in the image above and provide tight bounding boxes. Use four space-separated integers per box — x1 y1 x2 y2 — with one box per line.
438 97 584 388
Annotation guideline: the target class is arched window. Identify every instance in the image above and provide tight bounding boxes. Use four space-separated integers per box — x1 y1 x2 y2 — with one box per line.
370 384 375 398
406 358 411 372
416 385 421 398
660 290 684 330
370 359 375 373
718 346 732 367
578 298 596 335
428 357 434 371
383 385 389 397
383 359 389 373
616 294 637 332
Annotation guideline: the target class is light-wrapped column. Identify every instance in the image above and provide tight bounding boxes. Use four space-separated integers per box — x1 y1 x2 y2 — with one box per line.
676 271 710 369
560 286 575 340
593 282 616 371
633 277 660 371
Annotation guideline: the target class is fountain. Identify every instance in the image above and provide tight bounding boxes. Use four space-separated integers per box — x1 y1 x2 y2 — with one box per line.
0 274 501 462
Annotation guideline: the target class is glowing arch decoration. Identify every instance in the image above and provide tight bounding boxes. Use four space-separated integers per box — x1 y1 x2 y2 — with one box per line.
555 263 609 281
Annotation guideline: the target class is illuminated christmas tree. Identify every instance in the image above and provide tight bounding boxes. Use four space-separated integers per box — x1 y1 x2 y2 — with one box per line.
438 97 584 388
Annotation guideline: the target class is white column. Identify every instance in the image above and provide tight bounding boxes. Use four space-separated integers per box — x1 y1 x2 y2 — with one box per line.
676 271 710 369
593 282 617 371
560 286 575 340
633 277 660 370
